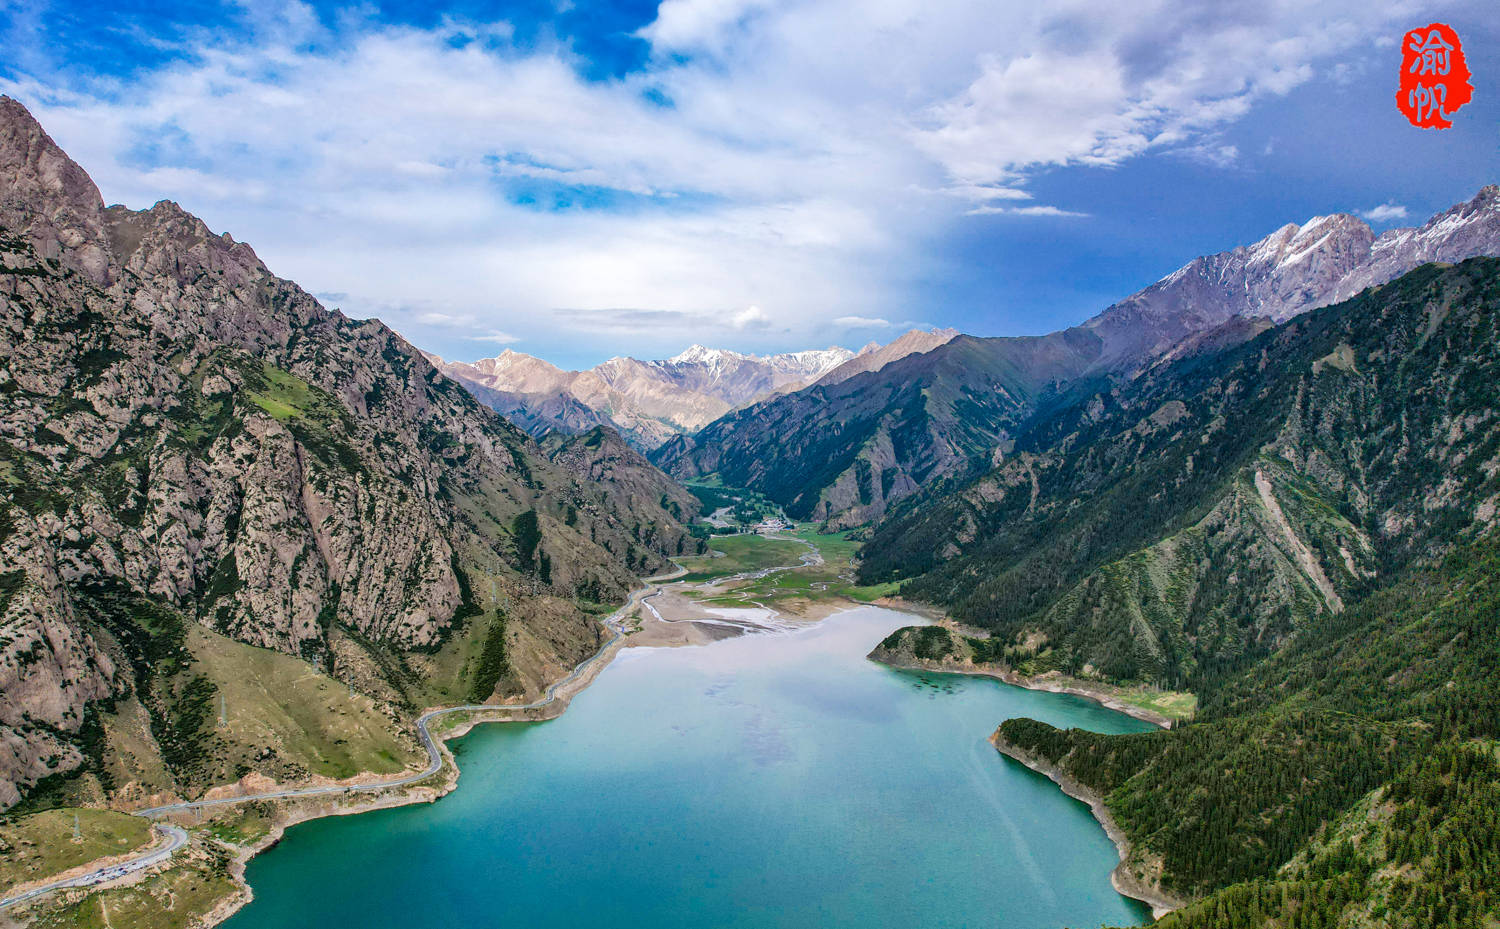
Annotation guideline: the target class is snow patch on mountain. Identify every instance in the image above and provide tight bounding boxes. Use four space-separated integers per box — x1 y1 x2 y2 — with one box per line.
432 339 876 449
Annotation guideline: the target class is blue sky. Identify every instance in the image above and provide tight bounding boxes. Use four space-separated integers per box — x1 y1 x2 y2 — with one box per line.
2 0 1496 368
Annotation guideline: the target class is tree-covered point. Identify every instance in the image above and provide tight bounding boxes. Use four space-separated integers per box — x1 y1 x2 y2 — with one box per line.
1004 711 1413 896
1141 743 1500 929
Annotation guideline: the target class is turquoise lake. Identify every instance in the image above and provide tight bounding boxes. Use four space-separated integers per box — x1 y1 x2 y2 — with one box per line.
226 606 1154 929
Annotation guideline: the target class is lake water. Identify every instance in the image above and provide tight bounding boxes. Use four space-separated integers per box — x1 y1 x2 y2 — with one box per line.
226 606 1154 929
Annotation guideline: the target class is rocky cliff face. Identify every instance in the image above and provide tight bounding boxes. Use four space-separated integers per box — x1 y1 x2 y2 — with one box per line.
0 97 691 808
657 189 1500 528
542 427 705 561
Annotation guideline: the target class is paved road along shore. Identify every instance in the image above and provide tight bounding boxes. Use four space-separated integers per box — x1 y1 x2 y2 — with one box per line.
0 824 189 911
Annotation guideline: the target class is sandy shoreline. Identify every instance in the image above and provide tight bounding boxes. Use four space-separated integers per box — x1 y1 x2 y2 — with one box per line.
625 559 853 648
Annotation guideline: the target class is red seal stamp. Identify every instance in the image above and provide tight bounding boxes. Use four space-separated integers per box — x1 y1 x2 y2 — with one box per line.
1397 23 1473 129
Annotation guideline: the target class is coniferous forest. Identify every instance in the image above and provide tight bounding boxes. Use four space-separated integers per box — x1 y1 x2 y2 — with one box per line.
999 496 1500 927
860 260 1500 927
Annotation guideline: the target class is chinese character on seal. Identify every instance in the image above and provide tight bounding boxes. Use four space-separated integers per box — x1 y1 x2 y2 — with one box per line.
1397 23 1472 129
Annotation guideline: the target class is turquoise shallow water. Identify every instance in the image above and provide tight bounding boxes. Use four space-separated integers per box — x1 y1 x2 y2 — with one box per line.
226 606 1154 929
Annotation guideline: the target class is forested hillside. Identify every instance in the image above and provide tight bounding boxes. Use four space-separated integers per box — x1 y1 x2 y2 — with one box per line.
999 533 1500 927
656 189 1500 529
862 259 1500 690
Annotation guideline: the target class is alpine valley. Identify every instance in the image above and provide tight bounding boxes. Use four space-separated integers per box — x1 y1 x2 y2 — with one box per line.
3 85 1500 929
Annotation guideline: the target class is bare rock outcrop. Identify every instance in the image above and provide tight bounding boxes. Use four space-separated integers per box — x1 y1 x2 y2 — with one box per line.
0 96 692 807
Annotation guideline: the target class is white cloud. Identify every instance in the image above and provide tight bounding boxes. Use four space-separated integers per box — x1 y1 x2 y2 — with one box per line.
966 205 1088 218
910 1 1415 190
1182 143 1240 169
1361 202 1409 222
0 0 1428 361
470 329 521 344
731 305 772 330
639 0 774 52
418 311 472 325
396 160 450 178
944 184 1034 202
833 315 892 327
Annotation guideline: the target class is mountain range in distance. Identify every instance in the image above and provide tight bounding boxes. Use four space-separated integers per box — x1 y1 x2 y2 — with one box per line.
646 185 1500 527
428 328 960 450
431 185 1500 532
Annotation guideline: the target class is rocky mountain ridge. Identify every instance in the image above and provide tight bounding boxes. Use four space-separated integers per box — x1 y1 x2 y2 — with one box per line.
654 186 1500 527
0 97 695 809
431 332 950 450
430 342 856 449
650 332 1095 527
808 328 960 387
1082 185 1500 370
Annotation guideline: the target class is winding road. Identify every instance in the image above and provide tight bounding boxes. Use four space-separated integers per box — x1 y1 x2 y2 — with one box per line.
0 824 189 911
0 569 684 915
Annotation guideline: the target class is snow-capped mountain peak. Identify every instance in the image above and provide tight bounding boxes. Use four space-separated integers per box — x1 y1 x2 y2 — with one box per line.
1083 184 1500 369
431 338 876 449
669 344 749 366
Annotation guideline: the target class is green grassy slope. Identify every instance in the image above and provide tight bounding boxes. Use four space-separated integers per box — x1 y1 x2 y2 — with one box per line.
0 809 153 896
